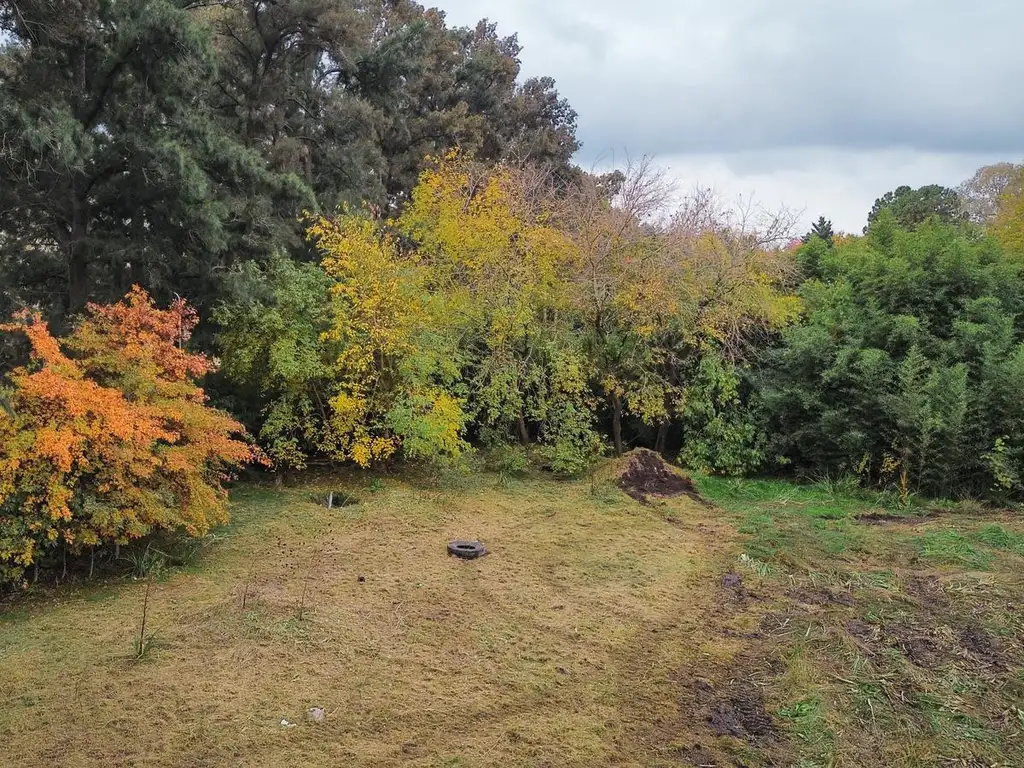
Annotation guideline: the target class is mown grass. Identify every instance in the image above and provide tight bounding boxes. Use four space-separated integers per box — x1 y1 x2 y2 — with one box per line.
1 466 1022 767
0 472 743 767
696 474 1024 768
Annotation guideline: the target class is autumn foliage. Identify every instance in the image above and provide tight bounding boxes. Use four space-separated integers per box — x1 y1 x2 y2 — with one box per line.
216 153 800 475
0 288 261 583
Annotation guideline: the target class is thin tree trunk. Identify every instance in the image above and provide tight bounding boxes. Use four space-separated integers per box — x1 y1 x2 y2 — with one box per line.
611 393 624 458
655 422 669 455
68 244 90 314
67 195 90 314
517 413 530 447
128 259 145 292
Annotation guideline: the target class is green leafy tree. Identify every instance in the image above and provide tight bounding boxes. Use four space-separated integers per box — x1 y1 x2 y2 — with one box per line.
759 219 1024 498
865 185 966 232
213 257 339 470
356 3 579 202
1 0 579 331
202 0 383 210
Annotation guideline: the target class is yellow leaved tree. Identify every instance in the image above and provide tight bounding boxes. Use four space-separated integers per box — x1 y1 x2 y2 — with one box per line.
563 162 802 465
307 213 466 467
397 153 593 465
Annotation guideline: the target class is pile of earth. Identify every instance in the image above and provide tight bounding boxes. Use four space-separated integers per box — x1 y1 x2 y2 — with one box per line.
615 449 705 505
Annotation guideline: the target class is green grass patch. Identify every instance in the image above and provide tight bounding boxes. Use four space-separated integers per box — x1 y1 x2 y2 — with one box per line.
916 530 994 569
776 696 834 762
972 524 1024 554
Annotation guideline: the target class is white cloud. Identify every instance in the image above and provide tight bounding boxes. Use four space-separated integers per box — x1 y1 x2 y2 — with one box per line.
646 149 1010 233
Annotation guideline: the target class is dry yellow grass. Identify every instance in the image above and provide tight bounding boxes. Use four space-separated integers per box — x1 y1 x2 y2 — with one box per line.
8 470 1020 766
0 475 741 767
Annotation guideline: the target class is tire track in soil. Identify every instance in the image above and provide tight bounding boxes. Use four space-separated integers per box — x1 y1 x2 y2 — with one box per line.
607 505 795 768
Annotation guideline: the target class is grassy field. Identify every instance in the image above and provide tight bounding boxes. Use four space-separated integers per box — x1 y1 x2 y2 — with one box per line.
1 464 1022 767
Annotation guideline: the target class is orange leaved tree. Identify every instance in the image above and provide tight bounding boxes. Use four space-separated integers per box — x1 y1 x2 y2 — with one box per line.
0 287 261 583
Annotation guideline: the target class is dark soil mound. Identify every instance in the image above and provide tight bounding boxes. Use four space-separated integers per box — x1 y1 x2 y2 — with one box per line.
616 449 704 505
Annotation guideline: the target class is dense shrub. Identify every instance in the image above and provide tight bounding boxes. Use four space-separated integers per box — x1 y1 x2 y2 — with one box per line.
759 215 1024 499
0 288 261 583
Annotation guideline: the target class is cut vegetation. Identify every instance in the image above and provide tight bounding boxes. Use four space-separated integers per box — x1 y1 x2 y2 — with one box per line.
2 468 1021 767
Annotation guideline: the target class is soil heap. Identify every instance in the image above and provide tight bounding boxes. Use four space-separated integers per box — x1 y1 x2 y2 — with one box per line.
615 449 705 505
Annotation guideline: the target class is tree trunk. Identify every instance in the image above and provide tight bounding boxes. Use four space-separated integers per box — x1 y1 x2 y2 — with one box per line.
611 393 624 457
68 242 90 314
517 413 530 447
655 422 669 455
127 258 145 293
67 195 90 314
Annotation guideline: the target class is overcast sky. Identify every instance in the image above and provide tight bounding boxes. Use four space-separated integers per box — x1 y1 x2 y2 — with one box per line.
435 0 1024 233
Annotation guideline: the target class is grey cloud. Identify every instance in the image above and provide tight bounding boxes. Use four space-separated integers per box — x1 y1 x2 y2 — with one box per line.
439 0 1024 161
435 0 1023 231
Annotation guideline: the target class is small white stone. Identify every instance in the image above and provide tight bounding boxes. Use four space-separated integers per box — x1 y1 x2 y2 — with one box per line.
307 707 326 722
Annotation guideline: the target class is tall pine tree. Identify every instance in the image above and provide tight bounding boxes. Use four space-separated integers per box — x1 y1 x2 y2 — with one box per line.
0 0 308 321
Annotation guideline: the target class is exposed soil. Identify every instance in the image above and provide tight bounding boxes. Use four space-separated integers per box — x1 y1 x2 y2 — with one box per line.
887 622 945 667
857 506 1012 525
722 571 758 605
758 612 804 636
845 618 877 644
959 624 1004 668
855 510 939 524
617 449 705 505
707 688 775 741
785 586 854 607
676 743 719 766
903 574 949 604
722 572 743 589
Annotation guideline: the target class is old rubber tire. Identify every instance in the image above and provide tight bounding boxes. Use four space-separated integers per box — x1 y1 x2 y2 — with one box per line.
447 540 487 560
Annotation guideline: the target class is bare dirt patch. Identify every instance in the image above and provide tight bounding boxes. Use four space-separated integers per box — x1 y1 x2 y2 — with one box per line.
856 506 1015 525
616 449 706 506
855 510 939 524
887 622 945 667
903 574 949 604
845 618 877 643
785 586 854 607
707 688 775 741
959 624 1004 668
676 743 719 766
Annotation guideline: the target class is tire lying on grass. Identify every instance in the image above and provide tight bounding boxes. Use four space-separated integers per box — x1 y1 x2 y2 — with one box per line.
447 540 488 560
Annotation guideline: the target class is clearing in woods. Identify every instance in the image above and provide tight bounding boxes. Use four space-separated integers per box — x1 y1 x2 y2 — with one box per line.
1 456 1023 767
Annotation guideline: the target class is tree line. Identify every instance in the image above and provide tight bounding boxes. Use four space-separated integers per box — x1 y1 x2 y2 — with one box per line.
3 0 1024 583
0 0 577 323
